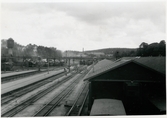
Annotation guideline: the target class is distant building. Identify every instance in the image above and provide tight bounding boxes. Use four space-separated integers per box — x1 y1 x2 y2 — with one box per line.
87 52 105 57
62 51 88 57
105 53 114 57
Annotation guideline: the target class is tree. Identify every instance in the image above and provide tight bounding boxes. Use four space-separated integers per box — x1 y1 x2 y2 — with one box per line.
139 42 148 49
138 42 148 56
114 51 120 60
159 40 166 56
146 43 159 56
137 40 166 57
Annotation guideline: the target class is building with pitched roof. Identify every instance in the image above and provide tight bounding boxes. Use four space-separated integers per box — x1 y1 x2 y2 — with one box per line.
84 57 166 115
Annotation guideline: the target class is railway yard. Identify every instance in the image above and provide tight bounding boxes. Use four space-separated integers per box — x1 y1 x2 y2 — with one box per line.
1 65 92 117
1 57 166 116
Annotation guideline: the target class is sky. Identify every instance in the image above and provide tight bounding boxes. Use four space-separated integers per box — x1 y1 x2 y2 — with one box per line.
1 0 166 51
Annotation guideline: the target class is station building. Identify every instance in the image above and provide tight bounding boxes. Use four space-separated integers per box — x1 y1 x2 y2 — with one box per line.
84 57 166 115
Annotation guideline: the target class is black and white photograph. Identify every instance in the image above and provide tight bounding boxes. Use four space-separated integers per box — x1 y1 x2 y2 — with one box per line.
1 0 166 117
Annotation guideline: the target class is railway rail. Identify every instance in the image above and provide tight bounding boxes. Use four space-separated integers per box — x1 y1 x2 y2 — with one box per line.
1 66 87 117
33 75 82 116
1 67 63 83
66 83 89 116
33 66 90 116
1 74 76 117
1 72 65 105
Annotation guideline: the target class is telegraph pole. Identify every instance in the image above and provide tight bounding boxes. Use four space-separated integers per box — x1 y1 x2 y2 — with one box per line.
47 58 49 74
48 62 49 74
92 51 94 73
38 56 41 71
66 50 67 64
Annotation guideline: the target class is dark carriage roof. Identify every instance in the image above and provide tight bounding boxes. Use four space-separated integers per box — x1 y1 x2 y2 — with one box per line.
84 57 166 81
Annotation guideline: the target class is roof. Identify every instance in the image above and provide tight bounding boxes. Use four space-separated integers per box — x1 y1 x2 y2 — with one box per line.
133 57 166 74
92 59 114 72
90 99 126 115
84 59 132 81
84 57 165 81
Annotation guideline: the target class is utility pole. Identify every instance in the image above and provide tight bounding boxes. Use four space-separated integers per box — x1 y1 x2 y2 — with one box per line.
47 58 49 74
54 48 56 66
69 58 70 72
93 59 94 73
48 62 49 74
66 50 67 64
38 56 41 71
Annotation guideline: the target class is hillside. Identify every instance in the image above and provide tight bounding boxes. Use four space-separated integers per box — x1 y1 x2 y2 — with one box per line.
85 48 137 54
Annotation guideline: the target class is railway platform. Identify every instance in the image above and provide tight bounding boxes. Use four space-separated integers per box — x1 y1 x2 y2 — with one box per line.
1 70 37 78
1 69 64 95
1 67 58 78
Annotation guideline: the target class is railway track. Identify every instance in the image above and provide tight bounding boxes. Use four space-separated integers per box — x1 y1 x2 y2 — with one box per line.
66 83 89 116
1 67 63 84
1 72 64 105
33 75 82 116
33 66 91 116
1 74 77 117
1 66 87 117
1 67 76 105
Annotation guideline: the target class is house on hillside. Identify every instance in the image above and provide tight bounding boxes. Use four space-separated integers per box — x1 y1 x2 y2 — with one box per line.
86 52 105 57
84 57 166 115
62 51 88 57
